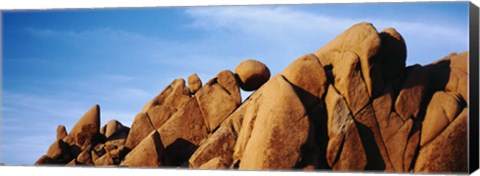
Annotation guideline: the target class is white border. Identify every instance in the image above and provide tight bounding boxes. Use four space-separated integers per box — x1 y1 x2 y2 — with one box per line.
0 0 474 10
0 0 477 176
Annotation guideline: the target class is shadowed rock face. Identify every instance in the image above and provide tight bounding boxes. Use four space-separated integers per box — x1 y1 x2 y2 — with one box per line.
35 22 469 173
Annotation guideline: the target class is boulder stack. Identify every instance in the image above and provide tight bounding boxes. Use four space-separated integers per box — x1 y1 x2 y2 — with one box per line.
35 22 469 174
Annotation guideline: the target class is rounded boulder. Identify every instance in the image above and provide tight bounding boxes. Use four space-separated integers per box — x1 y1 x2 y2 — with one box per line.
234 59 270 91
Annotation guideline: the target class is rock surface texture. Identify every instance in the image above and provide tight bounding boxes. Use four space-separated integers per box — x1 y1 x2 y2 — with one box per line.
35 22 469 173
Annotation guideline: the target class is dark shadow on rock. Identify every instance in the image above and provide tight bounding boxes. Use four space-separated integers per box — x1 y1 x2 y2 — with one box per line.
165 138 198 166
283 76 330 170
354 121 385 171
106 128 130 141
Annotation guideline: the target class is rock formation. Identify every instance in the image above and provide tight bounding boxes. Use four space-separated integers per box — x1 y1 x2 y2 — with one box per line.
35 22 469 173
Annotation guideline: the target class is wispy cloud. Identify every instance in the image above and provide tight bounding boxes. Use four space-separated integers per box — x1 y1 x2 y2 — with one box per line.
185 6 468 65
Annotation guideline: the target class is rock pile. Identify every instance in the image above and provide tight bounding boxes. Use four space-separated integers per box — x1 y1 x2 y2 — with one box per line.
35 22 469 173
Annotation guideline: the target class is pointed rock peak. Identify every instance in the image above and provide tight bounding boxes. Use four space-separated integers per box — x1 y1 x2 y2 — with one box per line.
69 104 101 146
125 112 155 150
57 125 68 140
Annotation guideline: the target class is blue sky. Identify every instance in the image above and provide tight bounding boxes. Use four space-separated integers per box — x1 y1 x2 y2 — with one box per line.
1 2 469 165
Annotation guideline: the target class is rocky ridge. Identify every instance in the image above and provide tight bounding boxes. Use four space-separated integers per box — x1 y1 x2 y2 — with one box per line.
35 22 469 173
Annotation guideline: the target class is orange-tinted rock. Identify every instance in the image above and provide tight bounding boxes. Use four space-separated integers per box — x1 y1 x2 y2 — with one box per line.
324 85 366 170
121 131 167 167
421 91 464 146
147 105 175 129
125 112 155 150
372 84 394 138
150 78 191 108
404 131 420 172
281 53 328 107
425 52 468 103
379 28 407 80
315 22 383 97
157 98 209 165
238 76 309 169
57 125 68 140
140 100 154 113
195 71 241 132
395 65 428 121
45 139 71 163
35 155 57 165
234 59 271 91
215 70 242 105
414 108 468 173
94 152 114 166
189 100 249 168
353 105 393 171
77 149 93 165
145 78 191 129
103 120 126 139
231 86 265 165
199 157 228 169
385 119 413 172
188 73 202 94
68 104 101 146
332 51 370 114
333 121 367 171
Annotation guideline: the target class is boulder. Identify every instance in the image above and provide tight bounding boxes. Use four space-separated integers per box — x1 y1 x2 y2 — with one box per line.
281 53 328 107
425 52 468 103
378 28 407 80
188 73 202 94
157 98 209 165
150 78 191 108
68 104 101 146
199 157 228 169
77 149 93 165
195 71 241 132
35 155 57 165
395 65 428 121
215 70 242 105
403 131 420 172
232 89 264 166
384 119 413 172
353 105 393 171
420 91 464 146
237 76 310 170
189 100 249 168
234 59 271 91
45 139 72 163
103 120 127 138
372 84 394 137
121 131 167 167
57 125 68 140
315 22 383 97
332 121 367 171
414 108 468 172
145 78 191 129
109 145 129 164
125 112 156 150
94 152 114 166
324 85 366 170
146 105 176 129
331 51 370 114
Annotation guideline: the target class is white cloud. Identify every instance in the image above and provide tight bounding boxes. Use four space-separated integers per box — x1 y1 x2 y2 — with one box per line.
185 6 468 65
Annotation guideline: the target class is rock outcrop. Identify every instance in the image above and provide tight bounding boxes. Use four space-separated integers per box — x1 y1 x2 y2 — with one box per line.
35 22 469 174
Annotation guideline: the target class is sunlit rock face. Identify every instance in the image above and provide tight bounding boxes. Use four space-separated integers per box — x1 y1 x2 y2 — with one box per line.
35 22 469 173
